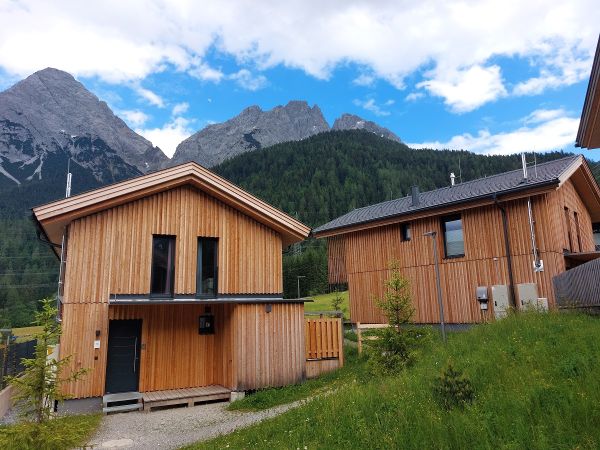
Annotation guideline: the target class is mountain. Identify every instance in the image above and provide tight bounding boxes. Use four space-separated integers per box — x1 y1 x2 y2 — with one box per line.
171 100 330 167
332 113 401 142
0 68 167 189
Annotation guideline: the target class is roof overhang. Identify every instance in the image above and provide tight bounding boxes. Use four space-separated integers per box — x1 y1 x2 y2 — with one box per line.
33 162 311 248
576 34 600 149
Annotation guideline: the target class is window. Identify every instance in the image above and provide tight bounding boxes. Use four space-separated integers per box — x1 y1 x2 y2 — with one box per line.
564 207 573 252
151 235 175 297
197 238 218 297
442 215 464 258
574 211 582 252
400 223 411 242
593 223 600 250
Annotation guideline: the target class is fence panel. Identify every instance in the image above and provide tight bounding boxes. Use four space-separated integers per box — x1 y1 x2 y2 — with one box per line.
305 317 344 379
553 258 600 309
0 340 37 389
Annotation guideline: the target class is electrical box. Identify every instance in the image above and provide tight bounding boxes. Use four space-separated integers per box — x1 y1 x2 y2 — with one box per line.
517 283 539 309
492 285 509 319
476 286 488 301
199 314 215 335
537 298 549 311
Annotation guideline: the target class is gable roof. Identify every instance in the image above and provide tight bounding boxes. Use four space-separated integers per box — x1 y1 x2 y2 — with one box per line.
314 155 600 236
33 161 311 247
576 34 600 149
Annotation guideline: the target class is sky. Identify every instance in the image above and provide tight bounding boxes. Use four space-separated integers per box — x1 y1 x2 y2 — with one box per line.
0 0 599 160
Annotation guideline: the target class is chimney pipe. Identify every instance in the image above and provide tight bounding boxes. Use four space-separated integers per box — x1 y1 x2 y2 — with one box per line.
450 172 456 186
521 152 528 181
411 185 420 207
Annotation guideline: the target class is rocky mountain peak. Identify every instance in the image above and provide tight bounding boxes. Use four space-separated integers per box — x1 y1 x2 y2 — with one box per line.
332 113 401 143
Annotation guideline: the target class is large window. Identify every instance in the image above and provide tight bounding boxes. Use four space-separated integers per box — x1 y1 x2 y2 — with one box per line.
442 215 464 258
197 238 218 297
150 235 175 297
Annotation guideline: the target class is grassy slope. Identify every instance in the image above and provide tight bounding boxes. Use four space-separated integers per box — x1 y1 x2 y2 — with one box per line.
0 414 102 450
190 312 600 450
304 291 349 319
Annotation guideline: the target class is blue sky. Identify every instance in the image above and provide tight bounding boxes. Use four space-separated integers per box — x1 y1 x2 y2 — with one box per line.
1 0 599 160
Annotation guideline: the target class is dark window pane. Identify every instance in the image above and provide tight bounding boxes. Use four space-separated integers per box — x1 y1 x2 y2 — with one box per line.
443 217 464 257
151 236 175 296
401 223 411 241
197 238 218 296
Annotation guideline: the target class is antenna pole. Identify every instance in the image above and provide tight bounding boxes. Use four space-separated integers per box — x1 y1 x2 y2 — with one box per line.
57 158 73 321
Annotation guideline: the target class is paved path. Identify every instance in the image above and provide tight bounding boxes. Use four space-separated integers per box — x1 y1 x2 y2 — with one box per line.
87 399 305 449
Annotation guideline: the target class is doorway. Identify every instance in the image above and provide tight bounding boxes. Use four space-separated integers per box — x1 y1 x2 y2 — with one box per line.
105 320 142 394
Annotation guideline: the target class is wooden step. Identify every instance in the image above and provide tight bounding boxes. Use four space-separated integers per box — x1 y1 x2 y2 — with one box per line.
102 403 143 414
103 391 142 405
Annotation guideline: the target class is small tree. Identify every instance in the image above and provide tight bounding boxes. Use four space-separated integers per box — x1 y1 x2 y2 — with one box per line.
367 261 426 373
7 298 88 423
330 290 345 314
433 360 475 410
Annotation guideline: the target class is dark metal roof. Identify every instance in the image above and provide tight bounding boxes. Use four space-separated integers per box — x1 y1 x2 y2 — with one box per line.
314 155 581 235
576 34 600 149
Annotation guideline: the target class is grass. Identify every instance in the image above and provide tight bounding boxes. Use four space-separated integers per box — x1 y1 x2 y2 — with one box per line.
188 312 600 449
304 291 349 319
0 413 102 450
228 345 367 412
9 326 42 343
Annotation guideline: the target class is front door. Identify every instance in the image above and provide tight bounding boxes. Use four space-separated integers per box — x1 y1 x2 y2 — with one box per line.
105 320 142 394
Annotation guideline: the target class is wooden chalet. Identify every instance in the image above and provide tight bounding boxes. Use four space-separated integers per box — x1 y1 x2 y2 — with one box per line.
576 34 600 150
32 162 311 409
314 155 600 324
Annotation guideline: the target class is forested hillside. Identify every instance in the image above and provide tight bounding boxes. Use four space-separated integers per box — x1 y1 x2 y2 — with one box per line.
1 129 597 325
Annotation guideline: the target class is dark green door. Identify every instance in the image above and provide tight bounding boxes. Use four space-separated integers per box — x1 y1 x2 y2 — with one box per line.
105 320 142 394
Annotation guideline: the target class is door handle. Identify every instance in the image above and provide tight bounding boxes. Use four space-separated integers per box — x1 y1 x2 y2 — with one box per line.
133 337 137 373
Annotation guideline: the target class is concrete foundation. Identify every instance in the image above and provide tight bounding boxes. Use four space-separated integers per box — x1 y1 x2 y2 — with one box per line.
57 397 102 415
229 391 245 402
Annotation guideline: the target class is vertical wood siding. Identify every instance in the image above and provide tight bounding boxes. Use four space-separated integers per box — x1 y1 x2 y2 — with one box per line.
232 303 305 390
63 184 283 304
328 184 595 324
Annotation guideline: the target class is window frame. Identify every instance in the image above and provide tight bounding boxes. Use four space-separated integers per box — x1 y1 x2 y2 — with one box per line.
441 214 465 259
400 223 411 242
196 237 219 298
150 235 176 298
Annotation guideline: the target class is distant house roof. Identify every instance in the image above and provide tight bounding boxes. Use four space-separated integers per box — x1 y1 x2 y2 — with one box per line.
33 161 311 248
576 34 600 149
314 155 599 236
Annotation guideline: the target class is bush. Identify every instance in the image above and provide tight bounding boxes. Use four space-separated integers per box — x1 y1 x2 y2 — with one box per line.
433 360 475 410
367 327 426 374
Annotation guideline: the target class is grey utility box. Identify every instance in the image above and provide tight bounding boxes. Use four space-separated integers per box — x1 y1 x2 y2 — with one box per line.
492 285 509 319
517 283 539 309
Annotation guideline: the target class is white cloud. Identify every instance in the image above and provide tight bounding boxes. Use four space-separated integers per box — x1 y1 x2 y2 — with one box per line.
135 86 165 108
0 0 597 113
352 73 376 87
119 109 149 127
228 69 268 91
189 63 224 82
136 117 194 158
405 92 424 102
417 65 507 113
353 98 392 116
408 108 579 155
172 102 189 116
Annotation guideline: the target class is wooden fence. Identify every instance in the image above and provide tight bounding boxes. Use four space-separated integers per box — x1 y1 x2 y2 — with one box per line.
304 317 344 379
553 258 600 310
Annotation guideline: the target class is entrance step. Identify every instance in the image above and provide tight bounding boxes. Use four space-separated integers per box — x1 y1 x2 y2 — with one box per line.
103 391 143 414
142 385 231 412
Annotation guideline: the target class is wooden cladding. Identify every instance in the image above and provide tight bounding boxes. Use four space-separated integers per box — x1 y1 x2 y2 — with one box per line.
305 318 344 362
232 303 305 390
63 185 283 303
60 302 305 398
326 183 596 324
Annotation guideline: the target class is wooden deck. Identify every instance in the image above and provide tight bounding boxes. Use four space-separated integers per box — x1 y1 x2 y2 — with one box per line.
142 385 231 412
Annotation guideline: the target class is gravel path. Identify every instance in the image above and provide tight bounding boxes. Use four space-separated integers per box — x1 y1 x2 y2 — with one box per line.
86 399 306 449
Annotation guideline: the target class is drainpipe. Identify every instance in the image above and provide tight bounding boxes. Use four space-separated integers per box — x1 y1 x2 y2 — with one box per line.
493 194 517 308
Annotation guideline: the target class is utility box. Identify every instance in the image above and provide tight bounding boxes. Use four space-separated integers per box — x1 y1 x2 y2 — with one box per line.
476 286 489 310
537 298 549 311
517 283 539 309
492 285 509 319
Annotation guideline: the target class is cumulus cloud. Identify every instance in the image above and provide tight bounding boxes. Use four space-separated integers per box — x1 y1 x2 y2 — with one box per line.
228 69 268 91
136 117 194 158
353 98 393 116
405 92 424 102
119 109 149 127
353 73 376 87
417 65 507 113
0 0 597 112
408 108 579 155
172 102 189 116
135 86 165 108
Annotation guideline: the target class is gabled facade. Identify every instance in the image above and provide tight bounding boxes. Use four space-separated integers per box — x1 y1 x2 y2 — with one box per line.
314 156 600 324
33 162 310 399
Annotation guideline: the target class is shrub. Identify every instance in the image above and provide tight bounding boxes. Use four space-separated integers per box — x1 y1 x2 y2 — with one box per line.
433 360 475 410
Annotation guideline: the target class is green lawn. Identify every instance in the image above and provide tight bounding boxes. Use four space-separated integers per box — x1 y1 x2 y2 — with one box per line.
304 291 349 319
9 326 42 343
188 312 600 449
0 414 102 450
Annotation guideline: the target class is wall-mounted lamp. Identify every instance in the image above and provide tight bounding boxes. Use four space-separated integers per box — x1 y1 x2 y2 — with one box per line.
95 329 101 338
265 304 272 313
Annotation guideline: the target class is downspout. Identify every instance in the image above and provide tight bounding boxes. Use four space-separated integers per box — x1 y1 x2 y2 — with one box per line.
493 193 517 308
